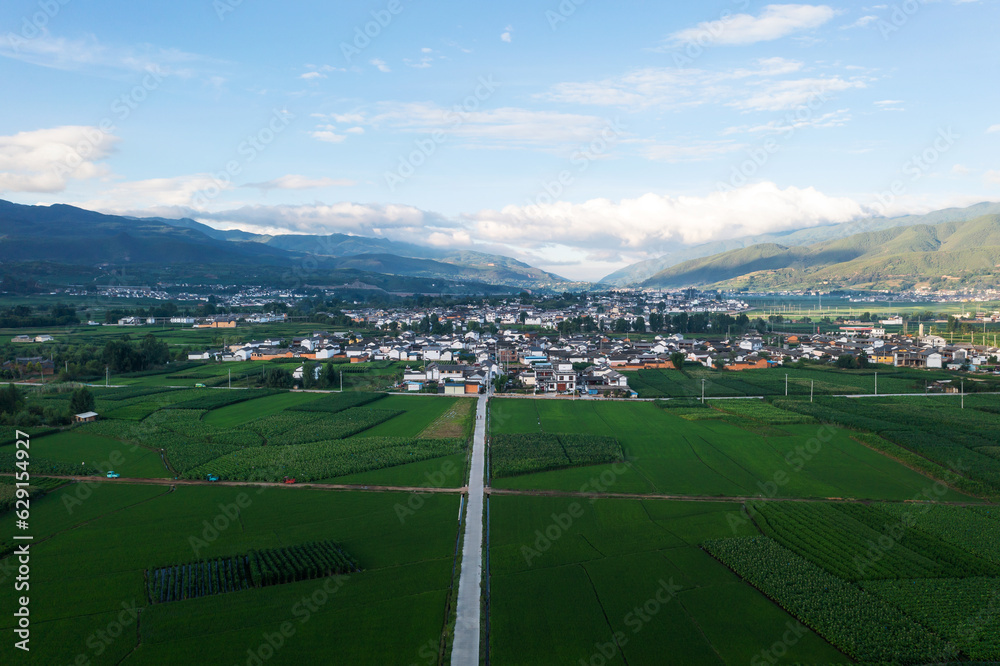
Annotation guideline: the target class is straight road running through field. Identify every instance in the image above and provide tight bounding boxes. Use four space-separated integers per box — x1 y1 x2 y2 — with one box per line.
451 391 488 665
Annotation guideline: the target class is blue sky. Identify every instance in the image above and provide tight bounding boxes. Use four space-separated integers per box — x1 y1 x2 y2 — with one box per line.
1 0 998 280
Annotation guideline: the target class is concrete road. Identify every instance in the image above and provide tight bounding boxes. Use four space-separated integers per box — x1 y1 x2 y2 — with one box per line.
451 392 488 665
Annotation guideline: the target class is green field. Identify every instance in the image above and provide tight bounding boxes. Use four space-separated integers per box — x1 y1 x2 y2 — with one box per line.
202 391 324 428
489 496 848 665
0 483 461 665
488 398 975 501
26 431 170 478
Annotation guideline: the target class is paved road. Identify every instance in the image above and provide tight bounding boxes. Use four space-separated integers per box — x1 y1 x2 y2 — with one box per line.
451 392 488 666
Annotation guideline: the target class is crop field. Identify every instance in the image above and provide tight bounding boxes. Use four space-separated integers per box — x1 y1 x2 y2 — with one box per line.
0 483 461 665
489 496 847 665
488 398 974 501
490 433 623 478
625 365 977 399
775 395 1000 498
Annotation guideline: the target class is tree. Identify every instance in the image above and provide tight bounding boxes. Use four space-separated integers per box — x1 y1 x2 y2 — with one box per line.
835 354 856 369
302 361 317 389
670 351 686 371
633 317 646 333
857 350 871 369
713 358 726 370
322 362 338 388
69 387 96 414
0 384 23 415
614 318 629 334
264 367 292 388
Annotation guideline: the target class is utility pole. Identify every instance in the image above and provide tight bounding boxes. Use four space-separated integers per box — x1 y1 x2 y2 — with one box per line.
874 371 878 396
340 371 343 393
785 374 788 397
961 381 965 410
228 369 231 389
810 380 814 403
701 378 705 403
106 366 109 387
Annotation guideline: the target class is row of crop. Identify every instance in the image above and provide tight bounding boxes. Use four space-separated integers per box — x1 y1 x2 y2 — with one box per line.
0 426 56 447
92 386 176 402
558 434 623 466
490 433 623 478
147 540 357 603
186 437 464 482
491 434 568 478
876 503 1000 567
751 502 951 581
149 556 253 603
287 391 386 414
703 536 948 664
862 577 1000 662
268 408 403 446
710 400 815 425
832 502 998 577
164 388 279 411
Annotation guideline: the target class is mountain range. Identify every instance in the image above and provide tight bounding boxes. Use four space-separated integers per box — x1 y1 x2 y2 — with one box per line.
603 202 1000 287
638 207 1000 291
0 200 574 292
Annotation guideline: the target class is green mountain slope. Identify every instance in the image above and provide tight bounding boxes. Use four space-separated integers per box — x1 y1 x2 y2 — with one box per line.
642 214 1000 290
604 202 1000 285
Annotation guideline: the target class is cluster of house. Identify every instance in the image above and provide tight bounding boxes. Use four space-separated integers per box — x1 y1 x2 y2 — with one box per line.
11 334 54 343
338 291 748 332
117 313 287 327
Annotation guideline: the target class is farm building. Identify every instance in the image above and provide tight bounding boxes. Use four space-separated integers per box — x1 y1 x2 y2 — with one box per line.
74 411 99 423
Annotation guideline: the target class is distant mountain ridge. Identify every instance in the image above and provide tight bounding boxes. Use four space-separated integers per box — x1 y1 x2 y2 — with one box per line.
640 211 1000 290
602 202 1000 285
0 200 571 290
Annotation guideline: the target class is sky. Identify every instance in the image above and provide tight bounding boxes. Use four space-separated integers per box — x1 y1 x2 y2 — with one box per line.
1 0 999 281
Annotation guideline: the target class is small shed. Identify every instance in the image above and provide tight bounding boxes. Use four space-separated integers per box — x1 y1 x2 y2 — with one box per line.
74 411 99 423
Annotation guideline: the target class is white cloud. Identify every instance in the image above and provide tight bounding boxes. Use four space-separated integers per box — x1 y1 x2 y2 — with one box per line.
501 26 513 42
338 102 616 151
988 124 1000 134
666 4 836 47
843 14 878 28
0 126 119 193
723 108 852 134
986 170 1000 186
543 59 867 112
243 175 356 191
952 164 971 176
311 130 347 144
80 174 230 210
0 32 211 79
300 71 325 80
470 182 865 251
370 58 391 73
638 140 746 162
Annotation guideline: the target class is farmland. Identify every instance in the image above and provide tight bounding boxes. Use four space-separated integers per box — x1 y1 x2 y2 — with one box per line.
5 378 1000 664
488 398 975 501
0 483 461 665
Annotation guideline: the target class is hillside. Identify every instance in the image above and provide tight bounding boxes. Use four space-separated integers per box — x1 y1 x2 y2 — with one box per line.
604 202 1000 285
0 200 569 290
641 214 1000 290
